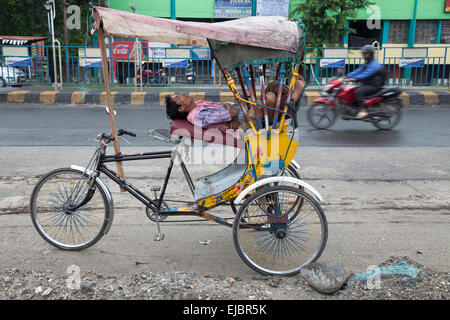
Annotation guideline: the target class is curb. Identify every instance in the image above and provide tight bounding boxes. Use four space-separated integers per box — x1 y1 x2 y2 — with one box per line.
0 90 449 106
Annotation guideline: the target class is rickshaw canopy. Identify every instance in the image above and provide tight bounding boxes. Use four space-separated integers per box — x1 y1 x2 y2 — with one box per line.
92 7 304 69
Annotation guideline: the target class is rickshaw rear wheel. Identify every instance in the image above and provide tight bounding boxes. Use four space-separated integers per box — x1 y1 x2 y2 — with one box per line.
241 164 305 221
233 185 327 276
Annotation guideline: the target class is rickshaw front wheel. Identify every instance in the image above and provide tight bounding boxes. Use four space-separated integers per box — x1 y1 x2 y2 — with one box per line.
233 185 328 276
30 168 111 251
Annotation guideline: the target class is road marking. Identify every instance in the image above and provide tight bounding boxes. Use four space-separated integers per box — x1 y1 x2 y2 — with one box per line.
304 91 321 105
7 91 29 103
71 91 85 104
130 92 146 105
159 92 174 105
39 91 57 104
419 91 439 105
399 92 410 106
188 92 205 102
100 91 117 105
220 91 235 102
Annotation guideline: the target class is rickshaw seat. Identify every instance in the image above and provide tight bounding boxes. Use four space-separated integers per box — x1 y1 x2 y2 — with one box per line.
170 120 243 148
194 149 247 202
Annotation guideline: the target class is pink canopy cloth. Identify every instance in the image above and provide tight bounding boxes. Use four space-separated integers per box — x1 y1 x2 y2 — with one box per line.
92 7 300 53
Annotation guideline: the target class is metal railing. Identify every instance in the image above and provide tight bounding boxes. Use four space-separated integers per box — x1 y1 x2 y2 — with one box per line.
305 46 449 87
1 44 449 88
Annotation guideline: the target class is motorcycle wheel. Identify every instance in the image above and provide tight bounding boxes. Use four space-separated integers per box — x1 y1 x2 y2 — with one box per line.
372 98 402 130
307 102 337 129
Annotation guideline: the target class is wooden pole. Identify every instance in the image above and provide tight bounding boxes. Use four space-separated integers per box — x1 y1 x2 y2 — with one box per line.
98 27 125 180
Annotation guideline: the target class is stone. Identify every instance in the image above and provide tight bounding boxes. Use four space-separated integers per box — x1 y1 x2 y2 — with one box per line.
300 262 350 294
42 288 52 296
34 286 43 294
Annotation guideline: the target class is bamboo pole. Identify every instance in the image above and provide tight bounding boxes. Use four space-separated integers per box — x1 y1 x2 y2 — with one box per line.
98 27 125 181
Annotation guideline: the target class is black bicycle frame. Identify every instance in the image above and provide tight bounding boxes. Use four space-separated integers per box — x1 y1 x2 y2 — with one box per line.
98 150 175 213
90 147 237 228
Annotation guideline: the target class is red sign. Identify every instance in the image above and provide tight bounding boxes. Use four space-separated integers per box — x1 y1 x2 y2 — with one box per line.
112 41 145 60
446 0 450 13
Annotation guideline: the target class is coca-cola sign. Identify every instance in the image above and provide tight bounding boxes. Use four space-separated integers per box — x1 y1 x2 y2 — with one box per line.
113 45 129 56
112 41 144 60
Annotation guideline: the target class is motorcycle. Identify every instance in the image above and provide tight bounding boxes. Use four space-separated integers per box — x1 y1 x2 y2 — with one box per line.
186 60 196 83
137 67 168 85
307 78 403 130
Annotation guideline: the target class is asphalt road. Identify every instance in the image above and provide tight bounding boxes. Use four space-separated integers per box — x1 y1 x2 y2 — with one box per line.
0 103 449 280
0 104 450 147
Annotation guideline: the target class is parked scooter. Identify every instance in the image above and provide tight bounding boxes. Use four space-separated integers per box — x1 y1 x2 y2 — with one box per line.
186 60 196 83
137 67 168 85
307 77 403 130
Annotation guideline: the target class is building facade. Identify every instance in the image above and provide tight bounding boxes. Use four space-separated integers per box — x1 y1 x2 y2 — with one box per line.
107 0 450 86
110 0 450 47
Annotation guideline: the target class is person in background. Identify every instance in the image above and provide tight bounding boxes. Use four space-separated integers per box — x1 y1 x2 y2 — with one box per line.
344 45 386 119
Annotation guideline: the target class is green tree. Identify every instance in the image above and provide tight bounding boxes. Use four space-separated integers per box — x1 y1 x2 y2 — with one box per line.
0 0 100 46
291 0 374 47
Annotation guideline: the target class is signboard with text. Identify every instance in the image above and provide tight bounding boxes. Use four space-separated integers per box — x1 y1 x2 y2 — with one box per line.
320 59 345 68
399 59 425 68
5 57 32 67
256 0 289 18
214 0 252 18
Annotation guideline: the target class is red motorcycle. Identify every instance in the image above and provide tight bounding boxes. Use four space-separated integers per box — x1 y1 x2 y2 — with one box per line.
307 78 403 130
137 67 168 85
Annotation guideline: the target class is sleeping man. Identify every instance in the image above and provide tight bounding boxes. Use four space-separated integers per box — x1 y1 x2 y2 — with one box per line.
164 74 306 131
165 94 241 132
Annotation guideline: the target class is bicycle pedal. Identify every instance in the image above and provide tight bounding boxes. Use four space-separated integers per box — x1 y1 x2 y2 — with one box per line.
154 233 165 241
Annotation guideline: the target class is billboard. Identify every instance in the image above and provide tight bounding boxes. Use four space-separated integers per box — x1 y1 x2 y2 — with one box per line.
320 59 345 68
399 59 425 68
214 0 252 18
446 0 450 13
78 48 105 67
256 0 289 18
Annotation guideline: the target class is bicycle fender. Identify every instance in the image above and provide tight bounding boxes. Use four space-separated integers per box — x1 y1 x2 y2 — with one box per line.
290 159 301 170
70 165 114 235
233 176 324 204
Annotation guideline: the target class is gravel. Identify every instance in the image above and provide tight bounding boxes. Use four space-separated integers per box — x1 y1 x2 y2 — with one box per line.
0 256 448 300
335 256 450 300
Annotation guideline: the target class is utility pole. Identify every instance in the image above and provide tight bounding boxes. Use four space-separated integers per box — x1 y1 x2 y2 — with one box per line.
62 0 68 83
171 0 176 20
62 0 68 47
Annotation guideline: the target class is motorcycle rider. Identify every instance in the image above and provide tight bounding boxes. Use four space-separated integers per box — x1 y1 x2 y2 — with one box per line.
344 45 385 119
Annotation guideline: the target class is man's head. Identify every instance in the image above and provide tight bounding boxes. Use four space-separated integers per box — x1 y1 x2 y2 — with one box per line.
361 45 375 61
165 93 195 120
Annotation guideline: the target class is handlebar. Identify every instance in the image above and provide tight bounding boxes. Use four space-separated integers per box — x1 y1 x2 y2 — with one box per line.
118 129 137 137
98 129 137 145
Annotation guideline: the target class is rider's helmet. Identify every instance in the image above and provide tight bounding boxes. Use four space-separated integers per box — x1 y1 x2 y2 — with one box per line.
361 45 375 57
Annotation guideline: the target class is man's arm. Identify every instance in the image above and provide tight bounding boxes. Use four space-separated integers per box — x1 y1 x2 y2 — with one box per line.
352 61 380 80
346 64 365 79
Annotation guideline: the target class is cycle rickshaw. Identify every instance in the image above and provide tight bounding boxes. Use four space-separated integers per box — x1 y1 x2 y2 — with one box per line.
30 7 328 276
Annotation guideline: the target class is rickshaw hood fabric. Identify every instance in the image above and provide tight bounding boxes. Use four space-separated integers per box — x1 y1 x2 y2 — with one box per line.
92 7 300 53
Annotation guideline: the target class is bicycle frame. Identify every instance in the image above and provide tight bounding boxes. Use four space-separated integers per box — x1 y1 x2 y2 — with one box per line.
89 148 236 228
